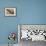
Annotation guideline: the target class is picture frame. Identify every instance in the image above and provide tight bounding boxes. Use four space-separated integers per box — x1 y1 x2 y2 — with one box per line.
5 8 16 16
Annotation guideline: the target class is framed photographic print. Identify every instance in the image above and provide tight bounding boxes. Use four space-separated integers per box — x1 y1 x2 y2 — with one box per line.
5 8 16 16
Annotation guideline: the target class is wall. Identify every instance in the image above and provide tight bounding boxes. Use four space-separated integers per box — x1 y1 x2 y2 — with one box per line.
0 0 46 44
20 0 46 24
0 0 21 44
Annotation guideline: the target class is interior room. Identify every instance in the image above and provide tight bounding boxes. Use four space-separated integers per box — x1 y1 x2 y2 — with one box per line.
0 0 46 46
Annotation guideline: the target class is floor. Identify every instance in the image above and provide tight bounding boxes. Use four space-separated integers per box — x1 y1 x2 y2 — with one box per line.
0 40 46 46
0 44 18 46
19 40 46 46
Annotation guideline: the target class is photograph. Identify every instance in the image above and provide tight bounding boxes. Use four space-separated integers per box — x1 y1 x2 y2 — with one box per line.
5 8 16 16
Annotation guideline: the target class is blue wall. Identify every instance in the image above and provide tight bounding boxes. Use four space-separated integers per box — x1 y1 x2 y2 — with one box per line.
0 0 46 44
20 0 46 24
